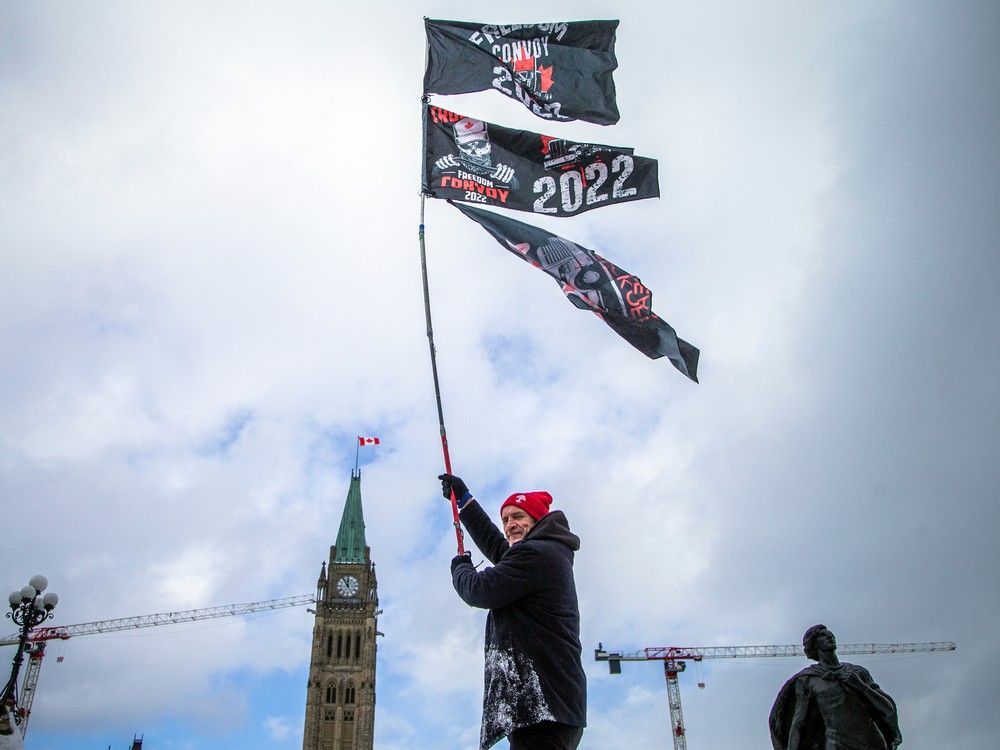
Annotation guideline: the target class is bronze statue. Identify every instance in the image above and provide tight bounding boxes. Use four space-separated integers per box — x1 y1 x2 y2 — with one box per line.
769 625 902 750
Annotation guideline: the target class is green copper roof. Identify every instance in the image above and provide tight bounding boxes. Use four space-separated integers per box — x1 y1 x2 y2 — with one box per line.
334 471 367 563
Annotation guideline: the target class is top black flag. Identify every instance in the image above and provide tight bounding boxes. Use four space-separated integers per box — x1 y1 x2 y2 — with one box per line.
453 202 699 381
423 19 620 125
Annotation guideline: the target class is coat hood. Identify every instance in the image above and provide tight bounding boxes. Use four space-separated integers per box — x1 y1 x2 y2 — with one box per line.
524 510 580 551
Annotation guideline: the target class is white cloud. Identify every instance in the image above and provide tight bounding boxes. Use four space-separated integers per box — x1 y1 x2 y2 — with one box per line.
264 715 293 742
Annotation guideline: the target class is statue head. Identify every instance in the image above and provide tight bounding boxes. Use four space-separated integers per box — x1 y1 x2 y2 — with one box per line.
803 624 837 660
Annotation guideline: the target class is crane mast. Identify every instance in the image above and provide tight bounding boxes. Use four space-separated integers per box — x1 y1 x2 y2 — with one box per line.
1 594 315 736
596 640 956 750
16 642 46 735
663 660 687 749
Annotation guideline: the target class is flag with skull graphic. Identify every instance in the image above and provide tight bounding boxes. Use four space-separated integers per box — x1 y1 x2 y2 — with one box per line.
423 19 620 125
453 202 699 381
422 105 659 217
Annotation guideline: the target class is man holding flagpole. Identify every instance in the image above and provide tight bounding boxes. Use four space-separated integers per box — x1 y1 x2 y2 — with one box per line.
439 473 586 750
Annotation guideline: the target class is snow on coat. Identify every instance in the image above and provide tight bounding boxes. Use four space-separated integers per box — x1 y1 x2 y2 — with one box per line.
452 501 586 750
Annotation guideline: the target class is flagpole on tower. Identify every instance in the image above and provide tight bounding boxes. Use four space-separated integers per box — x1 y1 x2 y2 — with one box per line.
419 188 465 555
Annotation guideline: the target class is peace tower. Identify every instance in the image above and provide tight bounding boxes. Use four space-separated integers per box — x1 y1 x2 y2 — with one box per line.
302 471 379 750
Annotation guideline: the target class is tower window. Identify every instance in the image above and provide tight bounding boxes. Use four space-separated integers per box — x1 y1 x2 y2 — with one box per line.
327 632 333 658
323 708 335 721
337 631 343 658
355 632 361 660
325 684 336 703
340 711 355 750
345 683 356 704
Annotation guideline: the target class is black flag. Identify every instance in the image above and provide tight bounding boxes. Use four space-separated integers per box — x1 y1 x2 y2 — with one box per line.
423 19 620 125
453 203 699 381
423 105 658 217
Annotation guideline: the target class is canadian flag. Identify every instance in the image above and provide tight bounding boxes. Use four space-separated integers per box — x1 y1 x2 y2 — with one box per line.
358 436 380 446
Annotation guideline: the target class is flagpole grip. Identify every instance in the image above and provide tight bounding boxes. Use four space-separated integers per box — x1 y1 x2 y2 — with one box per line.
440 432 466 556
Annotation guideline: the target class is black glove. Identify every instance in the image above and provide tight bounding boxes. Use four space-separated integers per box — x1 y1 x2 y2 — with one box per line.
451 552 473 573
438 473 471 506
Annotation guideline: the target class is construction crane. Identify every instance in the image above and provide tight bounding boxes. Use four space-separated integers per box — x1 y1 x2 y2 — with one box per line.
0 594 314 737
595 640 957 750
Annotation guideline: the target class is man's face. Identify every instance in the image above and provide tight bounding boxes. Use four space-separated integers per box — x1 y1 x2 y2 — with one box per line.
501 506 536 545
814 630 837 653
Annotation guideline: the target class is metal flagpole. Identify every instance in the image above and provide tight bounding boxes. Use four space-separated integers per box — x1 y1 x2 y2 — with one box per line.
419 192 466 555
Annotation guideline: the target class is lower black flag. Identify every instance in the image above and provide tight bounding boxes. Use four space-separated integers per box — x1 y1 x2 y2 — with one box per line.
453 203 699 381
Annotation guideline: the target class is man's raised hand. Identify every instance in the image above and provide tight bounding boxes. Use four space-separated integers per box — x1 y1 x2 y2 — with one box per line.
438 473 470 505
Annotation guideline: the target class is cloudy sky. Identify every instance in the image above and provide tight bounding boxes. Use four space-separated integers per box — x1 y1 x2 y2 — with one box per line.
2 2 998 748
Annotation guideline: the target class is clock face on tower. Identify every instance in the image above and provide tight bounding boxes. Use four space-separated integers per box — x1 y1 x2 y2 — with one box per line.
336 575 360 598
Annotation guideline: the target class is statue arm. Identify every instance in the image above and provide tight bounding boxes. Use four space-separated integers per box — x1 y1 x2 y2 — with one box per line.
849 667 903 749
845 668 892 712
786 678 810 750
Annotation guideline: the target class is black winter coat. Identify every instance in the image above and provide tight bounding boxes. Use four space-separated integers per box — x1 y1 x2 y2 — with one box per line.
451 501 587 749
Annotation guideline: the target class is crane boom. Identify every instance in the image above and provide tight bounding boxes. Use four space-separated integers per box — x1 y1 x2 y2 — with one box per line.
0 593 315 737
596 640 956 750
0 594 315 647
600 641 956 663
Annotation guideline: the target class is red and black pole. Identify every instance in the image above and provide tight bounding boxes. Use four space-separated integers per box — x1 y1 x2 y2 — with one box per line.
418 192 465 555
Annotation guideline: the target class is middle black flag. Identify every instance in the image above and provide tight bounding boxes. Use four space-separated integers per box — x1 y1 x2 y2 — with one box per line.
453 202 699 381
423 105 659 217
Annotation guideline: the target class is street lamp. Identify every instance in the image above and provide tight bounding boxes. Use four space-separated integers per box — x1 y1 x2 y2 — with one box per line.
1 575 57 732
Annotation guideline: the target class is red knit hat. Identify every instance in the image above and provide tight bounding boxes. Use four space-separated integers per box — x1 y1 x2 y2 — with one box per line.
500 491 553 521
